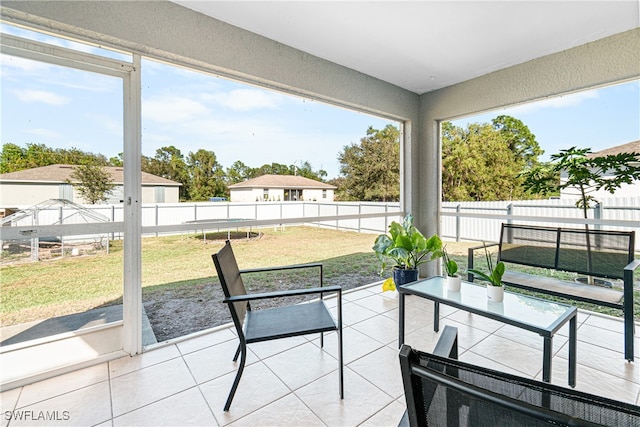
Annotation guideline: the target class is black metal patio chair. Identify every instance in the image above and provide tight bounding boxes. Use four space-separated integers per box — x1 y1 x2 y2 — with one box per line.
399 326 640 427
212 240 343 411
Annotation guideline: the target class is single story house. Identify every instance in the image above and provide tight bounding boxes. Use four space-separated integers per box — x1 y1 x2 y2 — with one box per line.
0 164 181 206
228 174 336 202
560 140 640 199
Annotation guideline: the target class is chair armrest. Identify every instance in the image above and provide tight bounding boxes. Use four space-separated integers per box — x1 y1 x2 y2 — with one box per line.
240 262 322 275
467 242 499 282
224 285 341 303
624 259 640 273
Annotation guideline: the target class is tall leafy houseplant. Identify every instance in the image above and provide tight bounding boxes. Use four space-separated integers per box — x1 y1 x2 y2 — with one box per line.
520 146 640 282
373 215 441 291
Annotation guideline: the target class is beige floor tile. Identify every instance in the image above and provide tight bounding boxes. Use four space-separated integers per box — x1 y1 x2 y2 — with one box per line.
183 339 259 384
295 368 393 427
351 313 399 346
348 345 404 399
262 341 339 391
17 363 109 408
359 400 406 427
403 325 448 352
555 339 640 384
9 381 111 427
437 319 492 350
494 324 567 355
227 393 324 426
390 302 436 336
582 311 629 333
404 294 436 311
312 326 383 364
343 287 377 303
576 322 638 358
331 302 378 326
110 357 196 417
1 387 22 427
176 328 237 355
199 362 291 426
544 360 640 405
113 387 217 426
353 293 399 315
247 335 309 360
445 310 506 334
110 344 181 378
460 350 530 377
467 333 544 378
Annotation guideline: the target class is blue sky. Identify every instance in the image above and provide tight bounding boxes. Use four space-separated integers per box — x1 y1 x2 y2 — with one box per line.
2 24 639 178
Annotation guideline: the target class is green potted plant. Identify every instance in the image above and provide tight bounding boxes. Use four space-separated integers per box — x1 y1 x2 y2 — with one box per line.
373 214 442 291
468 243 506 302
441 246 461 291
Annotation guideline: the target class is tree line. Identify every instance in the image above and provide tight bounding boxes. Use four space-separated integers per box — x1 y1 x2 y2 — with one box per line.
0 142 327 202
3 115 595 203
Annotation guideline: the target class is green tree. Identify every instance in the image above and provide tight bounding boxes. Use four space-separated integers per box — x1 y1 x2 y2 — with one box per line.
142 146 190 200
491 115 543 168
68 164 116 204
0 143 108 172
187 149 226 201
520 146 640 281
226 160 253 184
291 161 327 181
520 146 640 218
441 116 541 201
337 124 400 201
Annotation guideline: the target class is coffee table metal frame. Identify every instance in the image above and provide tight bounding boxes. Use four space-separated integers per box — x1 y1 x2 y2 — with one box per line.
398 276 577 387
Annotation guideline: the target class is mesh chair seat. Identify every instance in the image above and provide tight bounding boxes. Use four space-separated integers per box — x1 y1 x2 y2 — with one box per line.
245 301 337 342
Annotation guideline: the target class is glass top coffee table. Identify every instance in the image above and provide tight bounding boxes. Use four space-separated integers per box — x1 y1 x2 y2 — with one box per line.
398 276 577 386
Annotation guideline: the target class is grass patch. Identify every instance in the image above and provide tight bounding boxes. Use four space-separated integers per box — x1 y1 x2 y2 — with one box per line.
2 227 638 327
1 226 385 326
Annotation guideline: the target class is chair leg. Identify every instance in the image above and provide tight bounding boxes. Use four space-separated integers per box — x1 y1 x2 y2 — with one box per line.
225 342 247 411
338 291 343 399
338 325 344 399
232 343 241 362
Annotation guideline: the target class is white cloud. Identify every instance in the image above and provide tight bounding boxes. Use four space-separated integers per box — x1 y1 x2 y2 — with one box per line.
25 128 62 139
1 53 53 74
85 113 122 137
143 96 211 123
203 88 285 112
12 89 69 106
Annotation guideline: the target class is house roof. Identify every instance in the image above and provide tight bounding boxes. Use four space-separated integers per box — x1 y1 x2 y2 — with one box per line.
0 164 181 186
589 141 640 158
228 174 336 190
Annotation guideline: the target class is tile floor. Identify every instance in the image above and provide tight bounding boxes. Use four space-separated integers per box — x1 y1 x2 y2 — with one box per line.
2 283 639 426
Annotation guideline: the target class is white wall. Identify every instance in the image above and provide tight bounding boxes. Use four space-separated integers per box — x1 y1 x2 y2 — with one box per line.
0 183 58 206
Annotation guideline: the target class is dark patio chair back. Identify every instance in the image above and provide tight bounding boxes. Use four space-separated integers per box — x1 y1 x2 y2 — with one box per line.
400 338 640 427
212 241 248 327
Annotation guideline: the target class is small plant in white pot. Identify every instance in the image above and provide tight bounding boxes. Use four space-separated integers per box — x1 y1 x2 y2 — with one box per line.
468 244 506 302
442 247 462 291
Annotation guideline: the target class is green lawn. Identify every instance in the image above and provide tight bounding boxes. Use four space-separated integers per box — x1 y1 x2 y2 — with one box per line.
1 226 638 326
1 226 384 325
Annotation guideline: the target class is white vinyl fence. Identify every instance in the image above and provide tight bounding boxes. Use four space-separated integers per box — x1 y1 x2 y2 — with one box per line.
3 197 639 250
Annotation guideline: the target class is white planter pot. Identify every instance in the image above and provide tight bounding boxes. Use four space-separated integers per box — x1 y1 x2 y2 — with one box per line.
487 285 504 302
446 275 461 292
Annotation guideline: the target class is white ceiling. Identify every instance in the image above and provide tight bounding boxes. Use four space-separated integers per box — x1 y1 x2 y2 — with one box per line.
173 1 639 94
